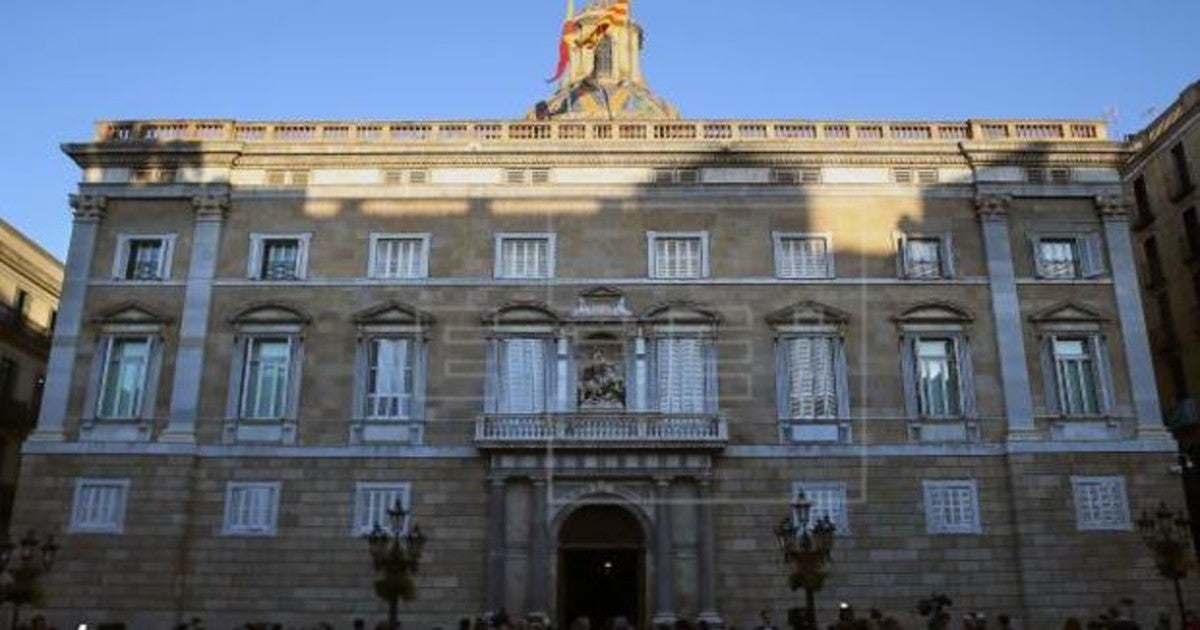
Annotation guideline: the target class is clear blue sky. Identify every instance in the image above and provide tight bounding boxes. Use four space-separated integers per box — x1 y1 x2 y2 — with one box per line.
1 0 1196 260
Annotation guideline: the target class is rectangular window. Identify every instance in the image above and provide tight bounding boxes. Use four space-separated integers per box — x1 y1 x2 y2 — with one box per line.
249 234 310 281
495 234 554 279
13 289 28 315
1183 207 1200 259
649 232 708 279
1052 337 1100 416
901 237 946 279
916 338 961 418
1036 238 1079 279
923 480 980 534
1158 292 1178 345
792 482 849 532
115 236 173 281
240 338 293 419
0 358 16 403
366 337 415 419
353 482 411 535
222 482 280 536
70 478 130 533
369 234 429 279
1171 143 1194 196
783 336 839 419
1072 476 1130 531
96 337 152 419
498 338 548 413
1133 176 1153 224
1143 236 1164 286
655 337 707 413
775 234 833 279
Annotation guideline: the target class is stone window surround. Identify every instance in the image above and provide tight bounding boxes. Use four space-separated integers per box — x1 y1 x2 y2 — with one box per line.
80 305 170 443
246 232 312 281
646 231 711 279
1071 475 1132 531
772 231 835 279
1030 303 1116 423
350 302 433 445
1027 230 1106 280
367 232 431 280
895 231 956 279
922 479 982 535
221 481 281 537
895 302 978 423
223 305 310 445
111 232 177 281
69 477 131 534
351 481 412 536
493 232 557 280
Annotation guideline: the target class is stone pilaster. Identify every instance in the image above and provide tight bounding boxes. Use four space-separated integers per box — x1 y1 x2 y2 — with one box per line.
485 478 507 615
652 478 676 627
975 195 1037 439
1095 196 1166 436
696 479 722 626
528 478 550 620
30 194 106 442
163 192 229 443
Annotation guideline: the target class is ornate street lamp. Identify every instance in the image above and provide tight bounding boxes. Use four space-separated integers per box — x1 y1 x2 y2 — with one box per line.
773 490 836 630
1136 502 1194 625
365 500 426 630
0 530 58 630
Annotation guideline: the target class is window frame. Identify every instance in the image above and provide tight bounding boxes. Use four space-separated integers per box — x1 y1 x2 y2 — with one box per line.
899 333 975 421
352 482 412 536
112 233 176 281
362 335 420 420
1071 475 1131 531
69 477 131 534
248 233 312 281
776 333 848 421
1030 232 1105 279
922 479 981 535
1044 334 1111 418
493 232 556 280
238 336 296 420
791 481 850 533
221 481 282 536
647 231 711 279
773 231 835 279
367 233 431 280
896 233 955 279
94 335 156 420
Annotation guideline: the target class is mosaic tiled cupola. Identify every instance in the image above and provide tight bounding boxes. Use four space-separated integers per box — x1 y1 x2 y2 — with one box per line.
530 0 679 120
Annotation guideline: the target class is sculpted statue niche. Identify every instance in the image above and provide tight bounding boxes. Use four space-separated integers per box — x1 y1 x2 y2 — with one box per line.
577 334 626 409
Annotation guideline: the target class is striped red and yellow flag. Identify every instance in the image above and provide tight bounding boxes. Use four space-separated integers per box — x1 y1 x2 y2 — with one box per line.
577 0 629 49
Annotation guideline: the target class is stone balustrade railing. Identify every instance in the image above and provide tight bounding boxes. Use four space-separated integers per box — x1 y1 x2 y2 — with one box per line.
475 412 728 448
92 118 1109 145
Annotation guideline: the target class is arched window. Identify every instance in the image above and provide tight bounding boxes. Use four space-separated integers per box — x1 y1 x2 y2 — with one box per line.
595 36 613 79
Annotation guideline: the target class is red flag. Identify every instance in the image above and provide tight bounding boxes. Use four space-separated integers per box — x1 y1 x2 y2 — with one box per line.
548 19 578 83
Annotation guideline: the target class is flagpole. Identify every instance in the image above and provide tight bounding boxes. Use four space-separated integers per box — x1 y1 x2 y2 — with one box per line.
563 0 575 115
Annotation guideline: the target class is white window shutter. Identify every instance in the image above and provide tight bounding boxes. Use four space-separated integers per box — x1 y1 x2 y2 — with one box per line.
940 233 956 278
774 339 789 419
413 338 428 420
1092 334 1115 413
484 338 499 413
139 336 164 420
1039 335 1061 415
286 336 303 419
703 337 718 413
834 338 850 419
1029 234 1047 278
958 336 977 418
225 336 249 421
899 335 919 418
1079 233 1105 278
352 338 369 418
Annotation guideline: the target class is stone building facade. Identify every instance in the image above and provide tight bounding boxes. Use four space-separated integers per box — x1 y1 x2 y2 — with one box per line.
0 219 62 531
1124 80 1200 552
12 4 1188 628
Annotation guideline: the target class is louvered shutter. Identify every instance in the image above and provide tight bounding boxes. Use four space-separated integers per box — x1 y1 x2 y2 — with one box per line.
1039 335 1061 415
1092 335 1115 413
899 335 919 418
1029 234 1047 278
958 336 977 418
656 338 705 413
500 339 546 413
834 338 850 419
1079 233 1105 278
775 339 789 419
140 336 164 419
940 233 956 278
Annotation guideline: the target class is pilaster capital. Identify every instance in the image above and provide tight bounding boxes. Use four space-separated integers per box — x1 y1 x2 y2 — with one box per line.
192 192 230 221
1094 195 1129 221
69 194 107 222
974 194 1012 221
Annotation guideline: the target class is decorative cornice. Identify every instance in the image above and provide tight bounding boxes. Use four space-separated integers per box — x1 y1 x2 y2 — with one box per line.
1094 195 1129 221
974 195 1012 221
191 192 230 221
68 194 107 221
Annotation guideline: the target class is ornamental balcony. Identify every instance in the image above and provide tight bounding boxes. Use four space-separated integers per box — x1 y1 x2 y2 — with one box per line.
474 412 728 451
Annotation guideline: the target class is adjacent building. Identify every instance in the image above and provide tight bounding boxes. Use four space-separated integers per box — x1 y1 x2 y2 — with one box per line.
11 3 1188 628
1124 80 1200 551
0 219 63 530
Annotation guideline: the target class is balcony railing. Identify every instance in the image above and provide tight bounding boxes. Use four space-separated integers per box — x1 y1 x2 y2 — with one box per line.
475 412 728 449
92 118 1110 146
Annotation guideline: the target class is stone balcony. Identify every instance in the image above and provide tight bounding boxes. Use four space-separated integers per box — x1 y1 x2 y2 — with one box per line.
474 412 728 451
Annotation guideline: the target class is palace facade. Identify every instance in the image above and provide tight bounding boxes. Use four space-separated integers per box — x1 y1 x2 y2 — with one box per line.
12 3 1187 628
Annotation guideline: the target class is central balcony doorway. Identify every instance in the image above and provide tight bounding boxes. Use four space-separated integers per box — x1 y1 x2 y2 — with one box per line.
558 504 645 628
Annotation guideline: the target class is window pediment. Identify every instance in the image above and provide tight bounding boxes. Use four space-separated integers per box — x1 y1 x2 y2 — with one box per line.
229 303 310 327
765 300 849 330
354 301 434 328
640 301 720 326
572 286 633 320
484 302 561 329
92 302 172 327
893 300 974 325
1029 301 1109 324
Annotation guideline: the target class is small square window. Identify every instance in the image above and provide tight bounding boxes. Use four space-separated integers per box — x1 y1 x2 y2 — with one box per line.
114 235 174 281
774 233 833 279
902 237 945 279
791 482 849 533
1036 238 1079 279
369 234 430 279
222 482 281 536
923 480 981 534
648 232 709 279
352 482 411 535
249 234 310 281
495 234 555 279
70 478 130 533
1072 476 1130 531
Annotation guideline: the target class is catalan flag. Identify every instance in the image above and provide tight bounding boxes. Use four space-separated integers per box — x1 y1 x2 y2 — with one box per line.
548 0 578 83
576 0 629 49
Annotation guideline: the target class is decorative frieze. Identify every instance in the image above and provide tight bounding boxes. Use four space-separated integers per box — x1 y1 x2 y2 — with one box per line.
974 194 1012 221
191 192 230 222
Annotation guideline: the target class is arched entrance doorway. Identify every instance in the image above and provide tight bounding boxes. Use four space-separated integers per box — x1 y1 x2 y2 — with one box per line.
557 504 645 628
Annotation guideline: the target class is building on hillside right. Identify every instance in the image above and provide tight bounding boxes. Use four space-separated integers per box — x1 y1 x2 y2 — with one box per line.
1125 79 1200 552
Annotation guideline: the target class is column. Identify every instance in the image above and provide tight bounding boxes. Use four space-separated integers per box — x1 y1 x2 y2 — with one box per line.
696 479 722 625
528 479 550 620
651 478 676 626
163 192 229 442
975 195 1037 438
485 478 507 615
31 195 106 442
1095 196 1165 436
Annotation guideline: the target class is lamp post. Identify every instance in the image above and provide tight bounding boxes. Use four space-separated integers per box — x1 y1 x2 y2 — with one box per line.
0 530 58 630
1136 502 1193 625
365 500 426 630
773 490 836 630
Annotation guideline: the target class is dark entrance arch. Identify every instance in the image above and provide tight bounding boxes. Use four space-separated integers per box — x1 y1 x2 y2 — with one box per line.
557 504 646 628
